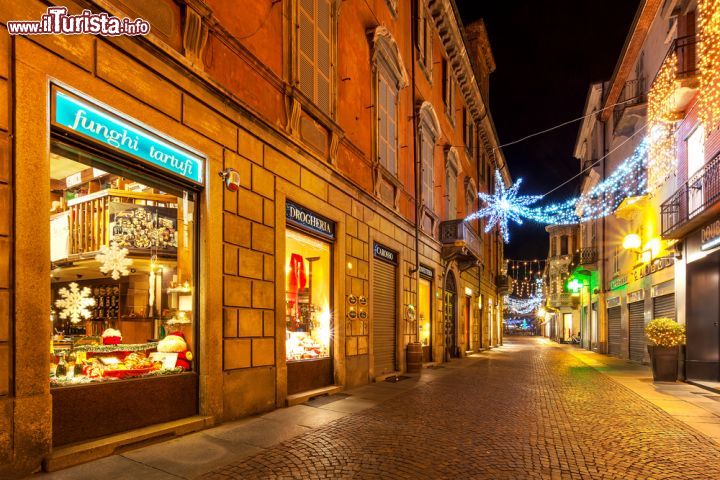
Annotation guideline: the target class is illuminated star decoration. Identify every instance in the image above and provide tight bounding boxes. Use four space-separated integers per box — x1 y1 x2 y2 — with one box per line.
466 170 542 243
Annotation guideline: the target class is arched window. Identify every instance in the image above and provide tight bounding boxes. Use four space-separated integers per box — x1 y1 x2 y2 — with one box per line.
370 26 409 177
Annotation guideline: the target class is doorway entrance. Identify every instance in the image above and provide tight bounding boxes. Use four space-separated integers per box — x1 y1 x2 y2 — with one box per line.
686 253 720 381
444 273 458 358
464 295 471 351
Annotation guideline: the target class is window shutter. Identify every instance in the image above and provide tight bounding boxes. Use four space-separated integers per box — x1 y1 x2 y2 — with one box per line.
316 0 331 114
298 0 315 102
387 87 397 174
297 0 332 115
424 11 432 67
417 1 425 61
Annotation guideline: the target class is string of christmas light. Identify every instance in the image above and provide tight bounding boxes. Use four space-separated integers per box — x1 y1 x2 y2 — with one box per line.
466 135 652 242
699 0 720 132
647 49 679 190
504 280 544 315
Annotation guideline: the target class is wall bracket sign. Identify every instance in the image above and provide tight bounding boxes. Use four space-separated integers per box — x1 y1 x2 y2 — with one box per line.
51 87 205 185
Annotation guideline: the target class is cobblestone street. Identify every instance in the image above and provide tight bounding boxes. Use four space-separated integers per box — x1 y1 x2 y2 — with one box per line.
204 338 720 480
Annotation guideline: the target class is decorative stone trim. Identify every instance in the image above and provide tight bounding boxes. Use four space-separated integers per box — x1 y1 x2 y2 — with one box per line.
369 26 410 89
427 0 487 123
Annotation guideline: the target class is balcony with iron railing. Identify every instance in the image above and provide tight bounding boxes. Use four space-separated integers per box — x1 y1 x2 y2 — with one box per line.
440 219 482 268
613 78 646 136
548 292 573 308
572 247 599 268
661 151 720 238
649 34 699 122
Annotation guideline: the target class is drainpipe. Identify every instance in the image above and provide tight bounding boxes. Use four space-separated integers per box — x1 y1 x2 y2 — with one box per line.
600 83 608 354
408 0 423 369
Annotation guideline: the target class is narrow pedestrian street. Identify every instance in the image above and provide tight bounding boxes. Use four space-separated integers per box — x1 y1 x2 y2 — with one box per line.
44 337 720 480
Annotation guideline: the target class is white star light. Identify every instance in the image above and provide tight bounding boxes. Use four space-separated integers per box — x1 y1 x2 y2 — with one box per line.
465 170 542 243
55 282 96 324
96 241 133 280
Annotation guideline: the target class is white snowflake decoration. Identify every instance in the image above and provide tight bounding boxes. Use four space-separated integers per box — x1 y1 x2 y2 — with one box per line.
55 282 96 324
96 241 133 280
465 170 542 243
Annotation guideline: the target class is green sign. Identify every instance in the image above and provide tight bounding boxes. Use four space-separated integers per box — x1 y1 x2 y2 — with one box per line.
53 89 204 184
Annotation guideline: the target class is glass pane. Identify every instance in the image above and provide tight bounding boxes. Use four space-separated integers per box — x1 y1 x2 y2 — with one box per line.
419 278 431 347
285 230 332 361
49 145 196 387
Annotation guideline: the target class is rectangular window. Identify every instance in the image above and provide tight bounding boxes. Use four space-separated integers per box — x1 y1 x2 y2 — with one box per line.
49 143 197 388
446 167 457 220
377 69 398 175
285 229 332 361
463 109 474 153
416 0 433 73
422 135 434 210
688 125 705 216
443 58 455 122
560 235 569 256
298 0 332 115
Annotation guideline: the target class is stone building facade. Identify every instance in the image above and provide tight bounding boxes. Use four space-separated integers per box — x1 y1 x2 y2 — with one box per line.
0 0 508 475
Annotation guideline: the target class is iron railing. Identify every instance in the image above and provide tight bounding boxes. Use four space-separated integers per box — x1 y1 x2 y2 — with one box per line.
613 78 646 127
661 151 720 236
549 293 573 308
439 219 482 260
573 247 598 266
673 34 698 79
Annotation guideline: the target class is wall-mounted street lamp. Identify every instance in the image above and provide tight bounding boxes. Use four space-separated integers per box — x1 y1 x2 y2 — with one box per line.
622 233 641 251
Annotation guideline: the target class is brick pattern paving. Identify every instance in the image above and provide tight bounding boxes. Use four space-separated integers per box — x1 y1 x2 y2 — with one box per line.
204 339 720 479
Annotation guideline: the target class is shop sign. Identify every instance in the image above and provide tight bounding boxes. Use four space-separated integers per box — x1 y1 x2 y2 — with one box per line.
609 274 628 290
285 201 335 240
606 296 621 308
701 219 720 251
373 242 397 264
627 289 644 303
419 264 434 279
630 257 674 282
52 88 205 184
651 279 674 298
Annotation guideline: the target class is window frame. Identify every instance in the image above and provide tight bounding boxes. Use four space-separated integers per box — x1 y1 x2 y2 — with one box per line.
295 0 337 118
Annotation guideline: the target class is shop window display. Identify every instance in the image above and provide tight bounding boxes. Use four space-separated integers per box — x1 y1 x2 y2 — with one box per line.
285 229 332 361
49 144 196 387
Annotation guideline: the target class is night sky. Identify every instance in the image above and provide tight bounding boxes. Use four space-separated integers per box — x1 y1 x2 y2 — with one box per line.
456 0 641 261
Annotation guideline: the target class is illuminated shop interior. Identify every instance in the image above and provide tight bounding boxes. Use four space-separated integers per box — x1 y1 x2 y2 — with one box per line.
285 229 332 361
49 144 196 386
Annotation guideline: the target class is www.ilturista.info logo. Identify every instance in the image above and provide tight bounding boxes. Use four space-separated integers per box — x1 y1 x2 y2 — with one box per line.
7 7 150 36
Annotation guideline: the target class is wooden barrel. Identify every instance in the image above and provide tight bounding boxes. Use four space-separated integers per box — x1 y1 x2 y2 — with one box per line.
406 342 423 373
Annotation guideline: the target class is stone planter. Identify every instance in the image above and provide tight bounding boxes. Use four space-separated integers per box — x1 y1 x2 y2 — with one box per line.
647 345 679 382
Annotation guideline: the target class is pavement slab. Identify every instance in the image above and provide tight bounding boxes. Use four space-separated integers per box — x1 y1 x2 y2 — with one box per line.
203 338 720 479
38 338 720 479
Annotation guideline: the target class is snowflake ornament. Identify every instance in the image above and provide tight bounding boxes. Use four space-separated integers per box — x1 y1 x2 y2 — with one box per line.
55 282 96 324
465 170 542 243
96 241 133 280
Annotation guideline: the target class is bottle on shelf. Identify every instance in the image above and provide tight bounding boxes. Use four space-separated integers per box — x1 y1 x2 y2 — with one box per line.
55 352 67 378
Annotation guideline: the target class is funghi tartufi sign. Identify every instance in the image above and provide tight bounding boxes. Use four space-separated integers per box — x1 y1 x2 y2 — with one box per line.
52 89 204 184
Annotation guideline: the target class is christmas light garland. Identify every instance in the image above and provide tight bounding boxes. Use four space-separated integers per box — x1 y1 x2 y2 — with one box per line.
466 136 651 242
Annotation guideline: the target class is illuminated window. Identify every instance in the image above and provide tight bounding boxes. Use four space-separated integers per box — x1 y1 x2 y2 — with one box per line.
49 144 196 387
285 229 332 361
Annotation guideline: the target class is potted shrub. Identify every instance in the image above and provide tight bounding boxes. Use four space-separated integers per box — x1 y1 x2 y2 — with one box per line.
645 317 685 382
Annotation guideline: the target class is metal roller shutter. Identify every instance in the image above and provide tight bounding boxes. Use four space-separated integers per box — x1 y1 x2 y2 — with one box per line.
653 294 676 320
373 259 396 374
607 306 622 356
628 301 646 362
